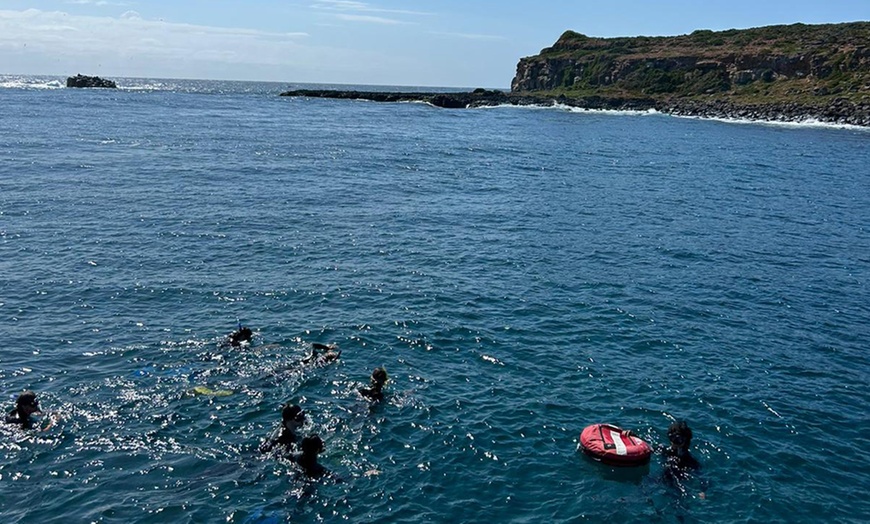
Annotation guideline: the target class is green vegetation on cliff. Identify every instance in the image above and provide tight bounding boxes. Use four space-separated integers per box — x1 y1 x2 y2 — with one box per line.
512 22 870 105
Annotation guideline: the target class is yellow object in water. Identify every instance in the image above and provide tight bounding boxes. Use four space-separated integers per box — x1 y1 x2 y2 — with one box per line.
190 385 233 396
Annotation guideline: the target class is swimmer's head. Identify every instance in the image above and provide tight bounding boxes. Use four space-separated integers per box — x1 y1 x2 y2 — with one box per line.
16 390 41 414
236 327 252 342
668 420 692 450
230 326 252 345
371 367 388 386
282 404 305 427
301 434 325 455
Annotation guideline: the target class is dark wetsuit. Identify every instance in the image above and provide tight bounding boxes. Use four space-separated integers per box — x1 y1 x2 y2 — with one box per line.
4 409 34 430
358 387 383 402
291 454 327 478
229 327 253 347
302 349 341 367
661 447 705 495
259 427 299 454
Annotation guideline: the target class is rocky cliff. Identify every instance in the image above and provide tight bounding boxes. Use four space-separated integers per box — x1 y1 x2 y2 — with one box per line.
511 22 870 124
281 24 870 127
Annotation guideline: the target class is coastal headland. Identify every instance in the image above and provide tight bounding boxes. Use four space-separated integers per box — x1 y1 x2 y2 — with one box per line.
281 22 870 126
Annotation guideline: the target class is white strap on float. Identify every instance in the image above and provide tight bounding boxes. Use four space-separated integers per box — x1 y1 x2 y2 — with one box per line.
609 430 628 455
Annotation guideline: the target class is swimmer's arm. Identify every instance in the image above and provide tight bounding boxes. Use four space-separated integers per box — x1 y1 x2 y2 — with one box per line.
259 427 282 453
301 347 320 364
698 469 710 499
40 413 58 432
321 350 341 363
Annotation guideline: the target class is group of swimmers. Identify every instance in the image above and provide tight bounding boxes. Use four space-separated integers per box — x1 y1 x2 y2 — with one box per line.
229 325 389 477
258 404 329 477
255 366 389 478
6 325 703 492
5 325 389 480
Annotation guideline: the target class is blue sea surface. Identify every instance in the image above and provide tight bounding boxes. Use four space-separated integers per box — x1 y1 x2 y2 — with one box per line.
1 75 868 523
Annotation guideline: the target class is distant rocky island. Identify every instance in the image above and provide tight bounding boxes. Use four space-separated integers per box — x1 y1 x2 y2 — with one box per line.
67 74 117 89
282 22 870 126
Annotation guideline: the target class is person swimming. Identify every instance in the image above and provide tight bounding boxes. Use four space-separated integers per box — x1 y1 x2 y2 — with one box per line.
358 367 388 401
228 326 253 347
291 434 328 478
625 420 706 498
661 421 705 497
302 343 341 366
4 390 52 431
260 404 305 454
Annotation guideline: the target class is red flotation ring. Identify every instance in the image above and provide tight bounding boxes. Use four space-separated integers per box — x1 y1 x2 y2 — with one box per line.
579 423 652 466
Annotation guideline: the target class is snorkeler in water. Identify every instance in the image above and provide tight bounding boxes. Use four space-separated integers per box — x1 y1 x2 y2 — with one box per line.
228 326 254 347
260 404 305 455
358 367 388 401
260 342 342 386
624 420 706 498
291 434 328 478
661 421 705 497
4 390 54 431
302 343 341 366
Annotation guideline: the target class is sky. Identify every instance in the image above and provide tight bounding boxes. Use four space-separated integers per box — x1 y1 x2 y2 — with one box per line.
1 1 868 88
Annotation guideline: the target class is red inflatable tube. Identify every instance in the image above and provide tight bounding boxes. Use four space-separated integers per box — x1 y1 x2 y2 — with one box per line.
579 423 652 466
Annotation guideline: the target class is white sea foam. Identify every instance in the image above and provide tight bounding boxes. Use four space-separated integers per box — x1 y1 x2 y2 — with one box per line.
557 104 660 117
0 76 64 90
116 81 185 92
0 75 226 94
671 113 870 132
480 101 867 131
478 102 660 117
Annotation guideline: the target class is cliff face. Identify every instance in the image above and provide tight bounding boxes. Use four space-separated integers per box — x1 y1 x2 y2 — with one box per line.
280 24 870 127
511 23 870 102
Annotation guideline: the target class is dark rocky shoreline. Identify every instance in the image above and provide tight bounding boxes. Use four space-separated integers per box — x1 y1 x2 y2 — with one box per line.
280 89 870 127
280 88 655 110
662 98 870 127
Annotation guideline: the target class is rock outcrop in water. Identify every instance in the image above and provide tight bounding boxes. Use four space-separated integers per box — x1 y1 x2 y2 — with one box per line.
280 88 654 111
511 22 870 126
66 74 117 89
279 88 870 126
281 88 507 108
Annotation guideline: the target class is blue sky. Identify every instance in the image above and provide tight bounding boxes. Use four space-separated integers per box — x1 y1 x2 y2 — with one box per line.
1 1 867 87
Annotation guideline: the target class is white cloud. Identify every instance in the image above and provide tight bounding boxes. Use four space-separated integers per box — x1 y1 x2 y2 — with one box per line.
429 31 507 41
0 7 514 86
311 1 431 17
312 0 369 10
0 9 310 68
65 0 129 6
0 8 440 83
334 13 407 25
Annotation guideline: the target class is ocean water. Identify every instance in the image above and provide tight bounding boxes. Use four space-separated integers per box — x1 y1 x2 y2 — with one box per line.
0 75 868 523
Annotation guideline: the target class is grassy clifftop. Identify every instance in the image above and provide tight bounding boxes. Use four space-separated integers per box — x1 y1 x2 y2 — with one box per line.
280 25 870 127
512 22 870 105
